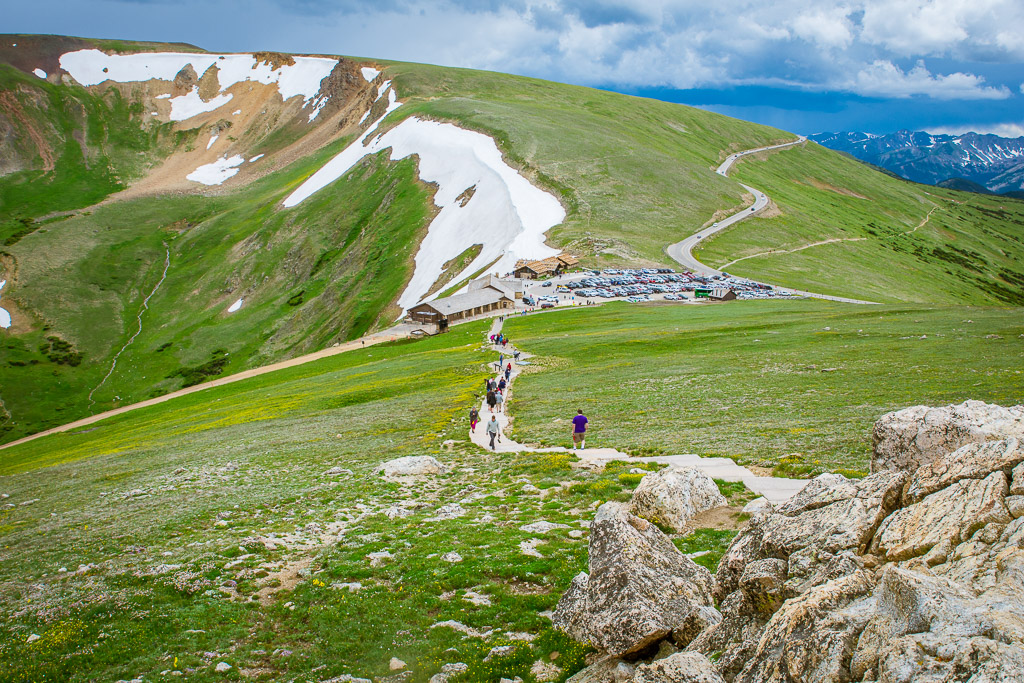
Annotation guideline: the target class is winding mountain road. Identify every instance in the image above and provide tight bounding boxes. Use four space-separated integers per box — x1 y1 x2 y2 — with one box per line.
666 136 880 305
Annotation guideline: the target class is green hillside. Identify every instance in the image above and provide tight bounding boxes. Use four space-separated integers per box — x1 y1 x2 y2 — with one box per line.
1 36 1023 448
694 141 1024 305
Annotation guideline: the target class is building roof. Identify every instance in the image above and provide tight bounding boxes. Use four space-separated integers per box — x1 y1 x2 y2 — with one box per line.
469 274 519 297
412 286 512 316
514 252 578 274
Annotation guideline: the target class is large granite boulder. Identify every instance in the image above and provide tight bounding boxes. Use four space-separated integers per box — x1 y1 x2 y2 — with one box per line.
552 502 715 657
871 400 1024 473
377 455 447 480
629 467 728 533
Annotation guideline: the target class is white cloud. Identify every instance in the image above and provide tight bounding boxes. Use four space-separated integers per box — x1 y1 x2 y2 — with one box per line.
926 122 1024 137
848 60 1011 100
789 6 854 49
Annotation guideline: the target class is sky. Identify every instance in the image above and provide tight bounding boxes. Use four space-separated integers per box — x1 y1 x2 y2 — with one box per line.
8 0 1024 136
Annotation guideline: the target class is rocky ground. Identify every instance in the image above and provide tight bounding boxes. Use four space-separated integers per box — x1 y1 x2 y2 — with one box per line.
554 400 1024 682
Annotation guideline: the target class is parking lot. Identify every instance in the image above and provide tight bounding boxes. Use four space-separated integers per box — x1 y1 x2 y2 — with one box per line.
518 267 799 309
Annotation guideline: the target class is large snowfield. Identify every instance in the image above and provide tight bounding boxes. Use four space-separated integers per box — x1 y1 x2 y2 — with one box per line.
58 50 337 118
283 88 564 312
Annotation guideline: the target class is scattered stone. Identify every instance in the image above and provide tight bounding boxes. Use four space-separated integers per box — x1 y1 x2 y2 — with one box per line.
430 504 466 520
389 658 406 671
441 551 463 563
628 467 727 533
520 539 544 558
742 497 772 515
530 659 561 682
330 582 362 592
485 645 515 661
384 506 414 519
569 530 585 538
430 620 492 638
324 466 353 476
378 456 448 480
522 483 540 494
520 521 569 533
463 590 492 606
366 551 393 566
26 634 40 643
632 652 725 683
214 662 231 673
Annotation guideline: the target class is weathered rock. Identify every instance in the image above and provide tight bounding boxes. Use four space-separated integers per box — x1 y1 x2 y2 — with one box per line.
741 497 772 515
377 456 448 479
871 470 1011 561
670 605 721 649
552 502 714 657
529 659 561 682
565 656 634 683
629 467 727 533
632 652 725 683
1010 460 1024 496
731 571 876 683
520 521 570 533
739 559 788 617
902 438 1023 504
871 400 1024 473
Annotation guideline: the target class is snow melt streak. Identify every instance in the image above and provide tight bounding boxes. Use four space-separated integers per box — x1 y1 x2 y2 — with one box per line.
283 94 563 312
0 280 10 329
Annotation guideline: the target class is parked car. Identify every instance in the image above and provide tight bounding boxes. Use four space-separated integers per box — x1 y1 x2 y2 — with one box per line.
540 301 555 309
542 281 553 287
523 296 536 306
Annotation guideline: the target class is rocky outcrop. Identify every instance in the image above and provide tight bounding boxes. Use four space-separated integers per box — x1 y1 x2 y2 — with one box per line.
871 400 1024 473
376 455 447 480
552 502 715 658
629 467 728 533
687 403 1024 681
554 403 1024 682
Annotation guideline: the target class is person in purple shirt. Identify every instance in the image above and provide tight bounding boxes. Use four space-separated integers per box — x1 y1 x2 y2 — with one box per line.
571 409 588 450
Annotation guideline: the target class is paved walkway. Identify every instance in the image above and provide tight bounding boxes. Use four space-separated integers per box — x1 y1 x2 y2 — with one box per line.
469 318 807 503
666 137 880 306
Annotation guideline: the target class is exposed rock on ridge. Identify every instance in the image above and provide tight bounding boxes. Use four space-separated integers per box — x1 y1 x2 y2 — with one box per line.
555 402 1024 682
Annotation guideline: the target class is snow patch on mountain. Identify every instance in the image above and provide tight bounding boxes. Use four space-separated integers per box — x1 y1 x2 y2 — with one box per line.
59 49 336 107
360 67 380 82
0 280 10 329
282 88 564 312
187 155 245 185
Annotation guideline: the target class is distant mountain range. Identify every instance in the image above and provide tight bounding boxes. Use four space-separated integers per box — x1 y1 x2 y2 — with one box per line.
809 130 1024 198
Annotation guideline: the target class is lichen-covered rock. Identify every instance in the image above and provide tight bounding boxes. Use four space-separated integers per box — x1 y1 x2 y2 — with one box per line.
629 467 727 533
632 652 725 683
565 656 634 683
902 438 1023 504
377 455 448 479
871 470 1011 561
552 502 714 657
871 400 1024 474
684 403 1024 681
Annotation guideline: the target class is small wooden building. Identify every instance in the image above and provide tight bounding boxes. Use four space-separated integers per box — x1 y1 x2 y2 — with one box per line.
468 274 523 300
407 287 514 327
709 288 737 301
513 253 578 279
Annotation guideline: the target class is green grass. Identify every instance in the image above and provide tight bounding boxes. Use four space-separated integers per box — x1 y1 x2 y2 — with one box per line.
501 300 1024 474
695 142 1024 305
0 320 738 682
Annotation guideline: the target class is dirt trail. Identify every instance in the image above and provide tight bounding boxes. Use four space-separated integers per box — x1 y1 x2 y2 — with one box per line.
88 243 171 407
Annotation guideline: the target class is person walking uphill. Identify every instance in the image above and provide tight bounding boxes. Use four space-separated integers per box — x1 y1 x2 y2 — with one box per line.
571 409 588 450
469 407 479 433
486 414 501 450
486 390 497 414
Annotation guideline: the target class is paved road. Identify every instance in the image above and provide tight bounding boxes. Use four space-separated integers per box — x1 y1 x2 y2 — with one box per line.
666 137 880 306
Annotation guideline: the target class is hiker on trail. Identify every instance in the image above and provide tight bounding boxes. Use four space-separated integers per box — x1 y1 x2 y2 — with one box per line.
486 390 497 413
494 391 504 413
502 338 508 348
469 407 479 432
506 362 512 373
498 377 507 392
486 415 501 450
571 409 588 450
499 353 504 367
504 367 511 381
513 350 521 361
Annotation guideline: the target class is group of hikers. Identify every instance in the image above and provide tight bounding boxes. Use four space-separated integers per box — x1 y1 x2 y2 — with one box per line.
469 339 589 451
489 331 510 347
